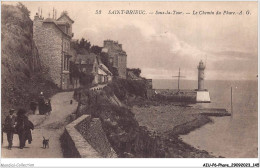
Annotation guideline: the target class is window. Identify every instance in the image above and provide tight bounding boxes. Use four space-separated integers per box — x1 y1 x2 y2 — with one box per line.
67 56 69 70
63 55 69 71
63 41 70 52
63 41 66 52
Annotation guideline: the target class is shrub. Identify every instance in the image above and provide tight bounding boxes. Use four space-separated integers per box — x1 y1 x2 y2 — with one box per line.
106 78 147 101
79 72 94 87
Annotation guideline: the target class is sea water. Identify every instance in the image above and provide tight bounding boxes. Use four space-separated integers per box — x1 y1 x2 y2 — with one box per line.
153 79 258 158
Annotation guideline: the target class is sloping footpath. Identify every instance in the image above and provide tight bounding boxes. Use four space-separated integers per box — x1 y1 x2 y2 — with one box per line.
1 91 77 158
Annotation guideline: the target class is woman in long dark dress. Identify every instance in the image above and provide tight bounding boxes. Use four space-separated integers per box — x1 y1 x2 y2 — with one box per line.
15 109 34 149
38 92 45 115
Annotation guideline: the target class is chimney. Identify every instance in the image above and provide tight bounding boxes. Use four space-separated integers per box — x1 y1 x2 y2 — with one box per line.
55 9 57 19
34 13 40 21
53 8 54 19
40 8 42 18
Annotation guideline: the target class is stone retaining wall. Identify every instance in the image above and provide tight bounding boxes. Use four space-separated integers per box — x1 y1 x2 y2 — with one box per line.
62 115 101 158
61 114 117 158
76 118 117 158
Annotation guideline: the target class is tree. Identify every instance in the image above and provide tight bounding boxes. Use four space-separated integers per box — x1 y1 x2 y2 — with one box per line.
17 2 30 17
90 45 102 55
69 61 80 78
79 38 91 51
79 72 94 87
127 68 141 77
111 67 119 77
100 52 110 67
71 38 91 54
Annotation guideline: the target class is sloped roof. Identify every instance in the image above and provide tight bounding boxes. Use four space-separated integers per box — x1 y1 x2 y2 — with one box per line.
99 63 112 76
43 18 55 22
98 67 107 75
57 13 74 23
55 21 70 26
43 18 71 37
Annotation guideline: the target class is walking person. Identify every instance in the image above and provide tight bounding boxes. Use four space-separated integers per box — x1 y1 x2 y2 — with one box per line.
15 109 34 149
38 92 45 115
30 101 37 115
45 99 52 115
4 109 16 150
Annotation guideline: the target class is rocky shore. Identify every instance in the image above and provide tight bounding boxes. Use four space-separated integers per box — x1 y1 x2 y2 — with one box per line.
132 101 229 158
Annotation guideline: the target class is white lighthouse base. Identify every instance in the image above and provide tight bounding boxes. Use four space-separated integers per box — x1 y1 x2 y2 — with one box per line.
196 91 211 103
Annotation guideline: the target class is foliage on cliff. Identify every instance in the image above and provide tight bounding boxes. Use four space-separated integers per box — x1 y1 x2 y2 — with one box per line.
106 78 147 101
71 38 91 54
73 79 165 157
1 3 59 121
74 78 214 158
127 68 141 77
74 89 164 157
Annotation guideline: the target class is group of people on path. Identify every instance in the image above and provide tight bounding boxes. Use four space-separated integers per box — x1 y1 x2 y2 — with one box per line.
2 92 52 150
30 92 52 115
37 92 52 115
3 109 34 150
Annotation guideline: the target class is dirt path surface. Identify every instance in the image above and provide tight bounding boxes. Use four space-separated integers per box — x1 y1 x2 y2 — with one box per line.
1 91 78 158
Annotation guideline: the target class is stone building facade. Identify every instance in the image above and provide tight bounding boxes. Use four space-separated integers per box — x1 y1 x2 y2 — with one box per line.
33 13 74 90
75 53 99 85
75 53 113 86
103 40 127 79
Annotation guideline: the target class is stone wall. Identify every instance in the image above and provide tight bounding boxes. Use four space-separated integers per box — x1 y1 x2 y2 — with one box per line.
61 115 102 158
103 40 127 79
33 17 73 90
61 72 70 90
61 114 117 158
33 18 63 88
117 54 127 79
76 118 117 158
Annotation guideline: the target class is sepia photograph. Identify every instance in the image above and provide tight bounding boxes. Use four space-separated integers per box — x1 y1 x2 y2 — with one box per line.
1 0 258 167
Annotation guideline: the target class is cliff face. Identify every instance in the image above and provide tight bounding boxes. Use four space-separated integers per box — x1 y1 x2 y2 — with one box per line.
1 4 59 121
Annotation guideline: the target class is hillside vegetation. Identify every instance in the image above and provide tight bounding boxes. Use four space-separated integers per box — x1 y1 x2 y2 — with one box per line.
74 79 213 158
1 3 59 121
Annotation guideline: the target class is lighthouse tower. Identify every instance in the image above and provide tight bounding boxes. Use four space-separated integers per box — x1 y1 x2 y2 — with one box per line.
196 60 210 103
198 60 206 90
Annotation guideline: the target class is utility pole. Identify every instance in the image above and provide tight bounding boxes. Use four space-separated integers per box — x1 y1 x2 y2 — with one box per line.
53 8 55 19
172 68 185 91
231 87 233 117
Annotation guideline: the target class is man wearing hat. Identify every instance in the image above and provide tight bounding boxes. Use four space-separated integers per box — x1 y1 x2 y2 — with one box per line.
4 109 16 150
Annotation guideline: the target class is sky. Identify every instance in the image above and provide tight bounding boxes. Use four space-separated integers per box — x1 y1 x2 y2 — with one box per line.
3 1 258 80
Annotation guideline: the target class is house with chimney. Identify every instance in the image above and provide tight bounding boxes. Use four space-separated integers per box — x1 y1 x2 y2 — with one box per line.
33 12 74 89
102 40 127 79
74 52 112 86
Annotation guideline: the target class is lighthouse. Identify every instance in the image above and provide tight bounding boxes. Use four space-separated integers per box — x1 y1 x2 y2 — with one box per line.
196 60 210 103
198 60 205 90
